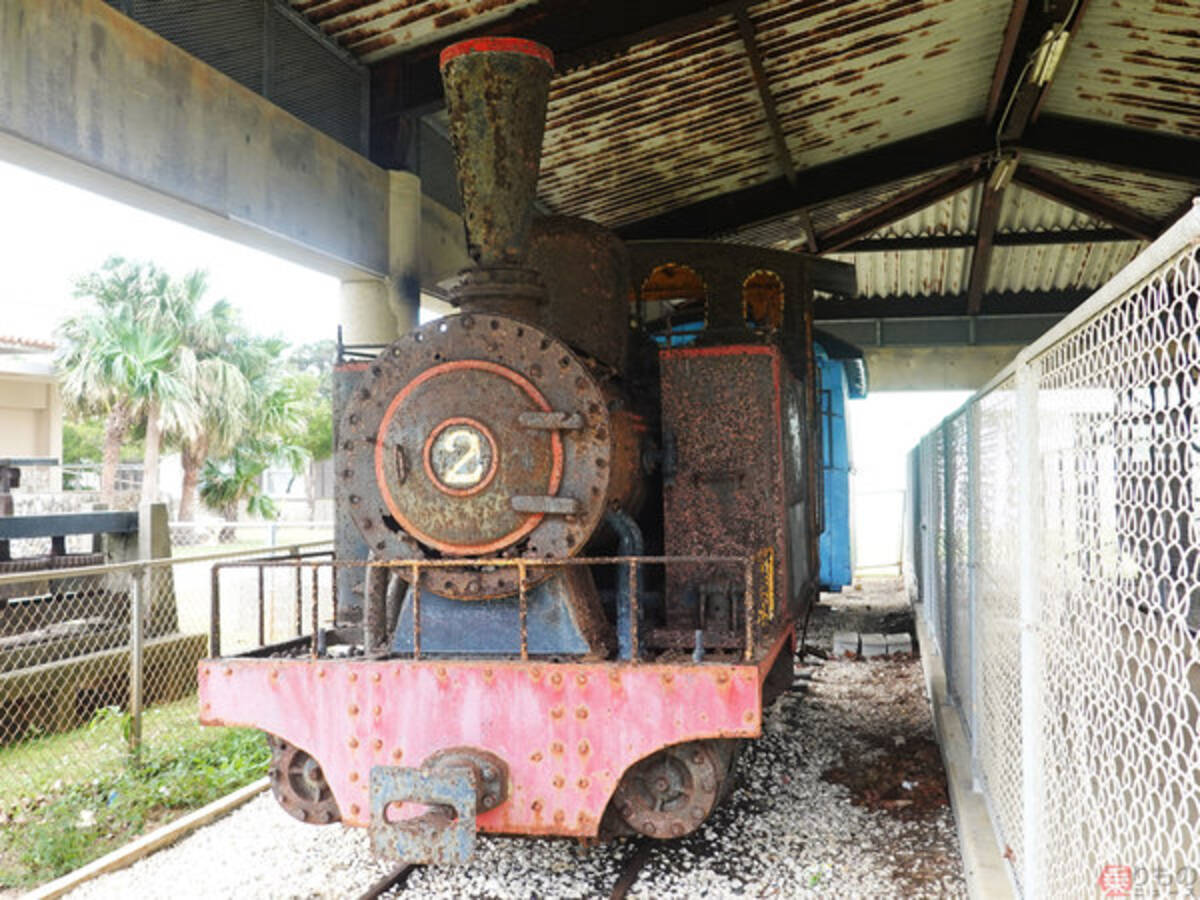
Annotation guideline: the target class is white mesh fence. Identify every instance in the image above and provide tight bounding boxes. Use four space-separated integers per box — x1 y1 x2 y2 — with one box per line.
908 203 1200 897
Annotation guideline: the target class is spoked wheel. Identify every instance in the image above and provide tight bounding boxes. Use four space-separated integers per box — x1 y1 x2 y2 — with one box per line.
267 734 341 825
611 740 738 838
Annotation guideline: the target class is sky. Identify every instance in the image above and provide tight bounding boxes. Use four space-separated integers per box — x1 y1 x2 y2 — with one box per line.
0 159 340 346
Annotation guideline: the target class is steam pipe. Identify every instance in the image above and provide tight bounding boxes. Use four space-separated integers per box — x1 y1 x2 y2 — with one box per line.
605 509 643 661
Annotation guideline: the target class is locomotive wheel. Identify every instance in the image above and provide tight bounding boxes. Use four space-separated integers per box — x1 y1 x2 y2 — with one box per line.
267 735 340 825
611 740 734 838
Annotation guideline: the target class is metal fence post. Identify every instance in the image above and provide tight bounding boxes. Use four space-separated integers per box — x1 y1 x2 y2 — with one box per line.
129 565 146 761
1016 357 1045 895
941 422 953 680
966 402 981 783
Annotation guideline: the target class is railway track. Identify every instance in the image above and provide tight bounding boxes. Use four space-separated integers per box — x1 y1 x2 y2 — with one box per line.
356 863 420 900
354 838 660 900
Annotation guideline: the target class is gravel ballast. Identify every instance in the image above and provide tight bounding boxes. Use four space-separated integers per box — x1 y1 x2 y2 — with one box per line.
69 581 965 899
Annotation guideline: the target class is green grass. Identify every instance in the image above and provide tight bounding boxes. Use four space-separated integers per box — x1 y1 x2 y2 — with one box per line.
0 700 269 889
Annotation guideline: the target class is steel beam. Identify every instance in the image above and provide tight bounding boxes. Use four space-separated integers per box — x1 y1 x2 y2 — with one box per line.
820 168 982 253
1021 116 1200 183
965 182 1006 315
1012 167 1161 241
840 229 1132 252
815 289 1089 320
618 120 993 240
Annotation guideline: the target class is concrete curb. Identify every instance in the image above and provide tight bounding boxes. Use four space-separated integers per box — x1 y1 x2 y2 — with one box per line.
26 777 270 899
913 608 1015 900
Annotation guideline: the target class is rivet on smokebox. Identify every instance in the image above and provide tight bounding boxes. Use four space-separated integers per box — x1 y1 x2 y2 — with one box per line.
531 800 544 813
373 705 382 717
716 671 730 684
373 739 383 751
270 669 279 681
530 751 543 763
550 706 564 720
577 777 590 790
550 672 562 687
550 741 564 755
575 673 587 686
372 672 381 683
349 672 358 682
222 667 232 677
578 740 590 756
348 737 359 749
392 748 403 761
554 810 566 824
348 704 359 716
743 710 755 723
553 776 564 789
349 772 360 782
575 706 589 719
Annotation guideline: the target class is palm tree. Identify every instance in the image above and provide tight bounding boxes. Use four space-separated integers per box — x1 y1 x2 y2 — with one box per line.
199 338 308 538
58 258 193 504
158 274 252 522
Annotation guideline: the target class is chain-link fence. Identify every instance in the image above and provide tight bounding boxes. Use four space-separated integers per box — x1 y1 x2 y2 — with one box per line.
0 541 330 807
907 201 1200 897
168 520 333 554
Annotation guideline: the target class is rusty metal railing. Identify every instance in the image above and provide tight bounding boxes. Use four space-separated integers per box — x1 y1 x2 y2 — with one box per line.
210 552 774 664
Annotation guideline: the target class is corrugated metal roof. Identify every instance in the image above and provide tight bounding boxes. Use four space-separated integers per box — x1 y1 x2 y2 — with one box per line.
289 0 540 63
538 19 777 226
1021 152 1196 221
986 239 1143 294
1042 0 1200 139
751 0 1011 169
284 0 1200 315
997 183 1105 233
807 183 1138 299
809 166 966 234
830 245 973 298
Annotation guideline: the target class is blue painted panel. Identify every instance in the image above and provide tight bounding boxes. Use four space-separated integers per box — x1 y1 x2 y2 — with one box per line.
816 346 854 590
392 574 597 655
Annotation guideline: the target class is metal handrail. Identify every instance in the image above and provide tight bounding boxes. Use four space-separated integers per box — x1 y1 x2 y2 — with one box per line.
210 552 772 664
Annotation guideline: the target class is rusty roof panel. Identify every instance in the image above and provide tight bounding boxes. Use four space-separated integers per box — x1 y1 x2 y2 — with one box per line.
1021 152 1198 221
1041 0 1200 139
290 0 541 63
996 183 1106 233
749 0 1011 170
537 20 778 227
986 239 1144 294
807 166 967 234
827 246 972 298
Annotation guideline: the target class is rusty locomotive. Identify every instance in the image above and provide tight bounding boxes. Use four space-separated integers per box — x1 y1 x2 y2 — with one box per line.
199 37 853 865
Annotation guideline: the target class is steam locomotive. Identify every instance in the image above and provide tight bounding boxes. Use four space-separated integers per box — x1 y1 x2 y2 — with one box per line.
199 36 853 865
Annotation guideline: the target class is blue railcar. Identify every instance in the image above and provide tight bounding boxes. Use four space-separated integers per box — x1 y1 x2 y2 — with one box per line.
813 333 867 591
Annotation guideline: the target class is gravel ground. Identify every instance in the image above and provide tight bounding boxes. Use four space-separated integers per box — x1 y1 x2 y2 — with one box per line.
68 579 965 899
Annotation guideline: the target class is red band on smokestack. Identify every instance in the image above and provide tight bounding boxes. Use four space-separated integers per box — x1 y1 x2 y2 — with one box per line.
439 37 555 70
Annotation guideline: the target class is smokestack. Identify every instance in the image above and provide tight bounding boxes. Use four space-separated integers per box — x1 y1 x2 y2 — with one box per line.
439 38 555 274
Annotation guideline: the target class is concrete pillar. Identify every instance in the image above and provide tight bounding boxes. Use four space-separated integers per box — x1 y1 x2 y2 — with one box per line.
338 170 422 344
